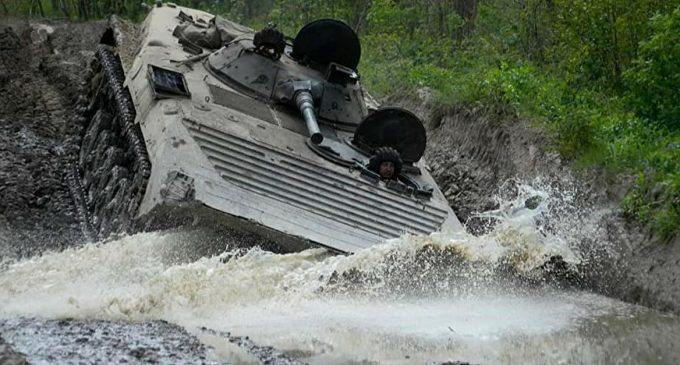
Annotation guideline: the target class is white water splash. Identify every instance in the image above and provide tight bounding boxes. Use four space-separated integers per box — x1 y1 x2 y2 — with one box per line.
1 183 678 364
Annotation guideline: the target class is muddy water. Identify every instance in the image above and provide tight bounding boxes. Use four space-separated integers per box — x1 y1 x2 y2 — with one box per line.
1 186 679 364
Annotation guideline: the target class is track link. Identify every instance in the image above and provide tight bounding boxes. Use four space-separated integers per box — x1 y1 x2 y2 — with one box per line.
68 42 151 241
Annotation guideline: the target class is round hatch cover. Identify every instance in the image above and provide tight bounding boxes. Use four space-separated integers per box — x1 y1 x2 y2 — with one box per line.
353 107 427 163
292 19 361 70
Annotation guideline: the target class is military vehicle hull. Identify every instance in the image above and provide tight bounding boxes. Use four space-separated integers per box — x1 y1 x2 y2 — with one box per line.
70 4 463 253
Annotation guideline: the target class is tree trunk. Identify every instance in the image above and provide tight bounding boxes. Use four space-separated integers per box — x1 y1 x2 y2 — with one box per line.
353 0 371 35
78 0 90 19
36 0 46 17
609 3 622 86
437 1 446 35
453 0 477 40
59 0 69 17
77 0 84 18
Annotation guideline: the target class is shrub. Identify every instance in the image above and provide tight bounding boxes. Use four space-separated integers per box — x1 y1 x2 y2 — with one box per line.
624 8 680 132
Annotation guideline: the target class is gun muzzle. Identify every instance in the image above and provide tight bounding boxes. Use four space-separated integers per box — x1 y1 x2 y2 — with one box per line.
295 90 323 145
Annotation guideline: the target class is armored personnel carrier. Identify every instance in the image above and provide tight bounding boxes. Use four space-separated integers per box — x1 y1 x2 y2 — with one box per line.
70 3 463 253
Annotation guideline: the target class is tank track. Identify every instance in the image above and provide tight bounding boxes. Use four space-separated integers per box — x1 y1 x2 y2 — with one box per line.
67 44 151 241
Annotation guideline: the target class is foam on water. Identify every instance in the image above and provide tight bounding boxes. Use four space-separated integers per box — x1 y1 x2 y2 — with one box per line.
1 182 679 364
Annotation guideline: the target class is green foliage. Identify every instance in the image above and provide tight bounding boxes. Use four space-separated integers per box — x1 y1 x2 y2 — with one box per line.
3 0 154 20
535 0 678 88
5 0 679 238
477 63 561 117
624 9 680 132
622 141 680 241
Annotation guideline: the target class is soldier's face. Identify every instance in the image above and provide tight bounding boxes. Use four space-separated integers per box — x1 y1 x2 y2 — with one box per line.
379 161 395 179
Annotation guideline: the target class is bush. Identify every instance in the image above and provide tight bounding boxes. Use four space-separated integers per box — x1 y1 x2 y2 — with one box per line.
624 8 680 132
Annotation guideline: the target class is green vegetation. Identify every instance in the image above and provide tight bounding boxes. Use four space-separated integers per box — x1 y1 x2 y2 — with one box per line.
4 0 679 238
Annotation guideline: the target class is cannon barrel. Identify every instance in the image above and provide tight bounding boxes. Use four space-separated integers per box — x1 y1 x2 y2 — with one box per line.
294 90 323 145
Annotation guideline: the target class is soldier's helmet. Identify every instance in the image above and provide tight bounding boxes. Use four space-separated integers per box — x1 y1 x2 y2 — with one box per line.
367 147 403 178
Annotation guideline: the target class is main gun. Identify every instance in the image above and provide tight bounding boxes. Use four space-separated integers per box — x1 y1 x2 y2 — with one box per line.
294 89 323 144
274 80 323 145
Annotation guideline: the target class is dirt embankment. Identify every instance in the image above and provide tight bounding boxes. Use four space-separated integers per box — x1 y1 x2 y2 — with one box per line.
389 90 680 314
0 335 27 365
0 18 109 259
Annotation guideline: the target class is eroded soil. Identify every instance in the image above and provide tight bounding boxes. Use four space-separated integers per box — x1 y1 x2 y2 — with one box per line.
0 19 104 258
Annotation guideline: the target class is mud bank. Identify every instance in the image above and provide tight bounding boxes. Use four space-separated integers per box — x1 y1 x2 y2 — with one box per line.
389 90 680 313
0 18 106 258
0 318 215 364
0 317 304 365
0 335 27 365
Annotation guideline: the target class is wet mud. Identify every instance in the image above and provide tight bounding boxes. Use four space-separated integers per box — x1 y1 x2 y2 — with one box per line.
0 18 104 258
1 318 216 364
0 335 27 365
0 317 306 365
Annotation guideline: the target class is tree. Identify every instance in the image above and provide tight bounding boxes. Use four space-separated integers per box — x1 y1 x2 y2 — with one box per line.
452 0 477 40
625 8 680 131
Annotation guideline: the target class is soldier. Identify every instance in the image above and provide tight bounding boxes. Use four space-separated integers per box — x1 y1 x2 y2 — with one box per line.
367 147 402 180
